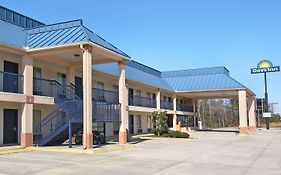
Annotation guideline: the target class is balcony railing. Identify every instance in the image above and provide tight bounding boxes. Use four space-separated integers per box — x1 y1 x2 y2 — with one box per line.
0 71 23 93
93 102 120 122
160 100 173 110
177 104 193 112
92 88 119 104
33 78 78 102
129 95 157 108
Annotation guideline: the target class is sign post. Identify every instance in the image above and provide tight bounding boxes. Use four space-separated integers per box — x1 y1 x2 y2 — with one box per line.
251 60 280 130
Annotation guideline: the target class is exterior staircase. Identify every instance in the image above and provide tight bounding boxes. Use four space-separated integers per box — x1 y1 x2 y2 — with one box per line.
34 79 82 146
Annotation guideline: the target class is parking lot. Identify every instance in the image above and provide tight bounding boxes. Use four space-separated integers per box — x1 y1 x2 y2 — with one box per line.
0 129 280 175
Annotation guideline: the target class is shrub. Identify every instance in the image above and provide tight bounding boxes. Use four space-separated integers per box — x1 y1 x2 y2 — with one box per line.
152 111 169 136
166 130 190 138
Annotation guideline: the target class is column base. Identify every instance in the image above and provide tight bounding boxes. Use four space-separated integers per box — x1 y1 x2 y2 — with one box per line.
21 133 33 148
85 133 93 149
239 127 248 134
119 131 127 144
248 126 256 134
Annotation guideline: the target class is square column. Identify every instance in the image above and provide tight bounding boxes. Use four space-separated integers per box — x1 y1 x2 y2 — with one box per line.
248 96 256 133
239 90 248 134
173 95 177 130
82 45 93 149
118 61 129 144
21 55 33 147
67 66 75 85
156 89 161 111
192 100 197 127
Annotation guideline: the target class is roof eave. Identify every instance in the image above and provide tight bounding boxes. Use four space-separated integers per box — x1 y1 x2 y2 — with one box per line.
26 41 130 61
0 43 27 54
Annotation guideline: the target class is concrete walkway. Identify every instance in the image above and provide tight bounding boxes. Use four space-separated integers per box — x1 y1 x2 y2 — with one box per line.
0 129 280 175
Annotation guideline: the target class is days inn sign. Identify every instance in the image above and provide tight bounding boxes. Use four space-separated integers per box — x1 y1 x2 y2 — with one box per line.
251 60 280 74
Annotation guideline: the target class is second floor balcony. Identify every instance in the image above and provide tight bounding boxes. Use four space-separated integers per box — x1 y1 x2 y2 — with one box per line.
129 95 157 108
177 103 193 112
33 78 120 104
160 100 173 110
92 88 119 104
0 71 23 94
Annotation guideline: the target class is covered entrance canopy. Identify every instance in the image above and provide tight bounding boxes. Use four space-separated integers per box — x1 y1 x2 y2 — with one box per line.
162 67 256 134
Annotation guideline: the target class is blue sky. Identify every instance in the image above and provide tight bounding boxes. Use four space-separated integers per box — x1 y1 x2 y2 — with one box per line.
2 0 281 113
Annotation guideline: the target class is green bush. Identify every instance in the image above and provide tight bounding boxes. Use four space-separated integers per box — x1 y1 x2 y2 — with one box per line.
164 130 190 138
152 111 169 136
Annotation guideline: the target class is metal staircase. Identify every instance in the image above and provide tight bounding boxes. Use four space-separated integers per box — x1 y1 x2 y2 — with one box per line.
34 80 121 147
34 79 82 146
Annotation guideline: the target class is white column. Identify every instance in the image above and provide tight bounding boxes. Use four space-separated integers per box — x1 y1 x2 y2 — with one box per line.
239 90 248 134
192 100 197 127
118 61 129 144
67 67 75 85
248 96 256 133
21 55 33 147
173 95 177 130
82 45 93 149
156 89 161 111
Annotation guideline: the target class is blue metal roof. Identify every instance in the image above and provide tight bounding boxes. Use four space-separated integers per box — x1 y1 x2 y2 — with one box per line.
25 20 129 57
94 62 246 92
26 20 87 48
162 67 245 91
162 67 230 78
94 62 174 91
0 19 26 48
162 73 245 92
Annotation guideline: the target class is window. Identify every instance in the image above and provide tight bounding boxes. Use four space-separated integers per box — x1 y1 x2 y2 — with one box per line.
20 16 26 27
113 85 118 92
137 115 142 129
97 81 104 89
96 82 105 101
26 18 32 28
112 85 119 103
33 67 42 95
0 8 5 20
33 110 41 133
135 90 141 105
135 90 141 96
13 13 20 25
146 92 151 98
168 97 172 102
57 73 67 87
113 122 120 135
6 10 12 22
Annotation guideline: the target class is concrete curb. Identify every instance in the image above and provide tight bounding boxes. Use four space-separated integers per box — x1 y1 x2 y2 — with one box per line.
0 147 32 155
26 144 134 155
139 136 197 140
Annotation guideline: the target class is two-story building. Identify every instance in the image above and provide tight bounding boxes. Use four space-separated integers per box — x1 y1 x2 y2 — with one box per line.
0 6 256 149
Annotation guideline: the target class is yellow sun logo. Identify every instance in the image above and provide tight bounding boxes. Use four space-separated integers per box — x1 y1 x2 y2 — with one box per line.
257 60 273 68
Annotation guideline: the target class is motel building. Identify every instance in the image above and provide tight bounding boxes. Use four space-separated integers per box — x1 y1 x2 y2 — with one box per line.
0 6 256 149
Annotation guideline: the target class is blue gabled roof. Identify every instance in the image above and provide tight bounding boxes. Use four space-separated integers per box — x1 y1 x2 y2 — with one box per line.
26 20 87 48
161 67 246 91
25 20 130 57
94 62 247 92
